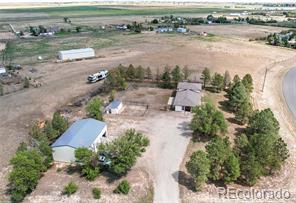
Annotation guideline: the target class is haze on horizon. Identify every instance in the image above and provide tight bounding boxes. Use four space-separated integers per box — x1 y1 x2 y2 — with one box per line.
0 0 295 3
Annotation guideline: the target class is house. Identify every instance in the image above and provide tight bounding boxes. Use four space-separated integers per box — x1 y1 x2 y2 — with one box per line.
171 82 202 112
177 27 187 33
58 48 95 61
155 27 173 33
51 118 107 162
105 100 123 114
0 67 6 75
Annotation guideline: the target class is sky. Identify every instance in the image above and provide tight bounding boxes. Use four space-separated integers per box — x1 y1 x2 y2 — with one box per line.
0 0 295 3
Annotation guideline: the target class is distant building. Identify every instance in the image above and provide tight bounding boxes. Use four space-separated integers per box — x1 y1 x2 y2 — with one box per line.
0 67 6 75
155 27 173 33
116 24 128 30
105 100 123 114
51 118 107 162
58 48 95 61
177 28 187 33
171 82 202 112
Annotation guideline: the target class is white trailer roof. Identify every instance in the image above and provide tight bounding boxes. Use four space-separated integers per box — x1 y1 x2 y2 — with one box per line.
59 48 94 55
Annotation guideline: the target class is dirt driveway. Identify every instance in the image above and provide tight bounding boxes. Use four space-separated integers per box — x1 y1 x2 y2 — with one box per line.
138 112 192 203
106 105 192 203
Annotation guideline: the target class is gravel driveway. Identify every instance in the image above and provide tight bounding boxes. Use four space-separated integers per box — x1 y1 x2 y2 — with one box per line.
136 112 192 203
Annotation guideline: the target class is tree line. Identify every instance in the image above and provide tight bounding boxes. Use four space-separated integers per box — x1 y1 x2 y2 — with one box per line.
187 68 289 191
103 64 192 92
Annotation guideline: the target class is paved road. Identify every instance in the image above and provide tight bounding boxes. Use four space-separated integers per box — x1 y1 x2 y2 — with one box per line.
283 67 296 119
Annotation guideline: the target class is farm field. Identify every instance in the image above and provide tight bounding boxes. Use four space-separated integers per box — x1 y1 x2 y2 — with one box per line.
1 3 296 203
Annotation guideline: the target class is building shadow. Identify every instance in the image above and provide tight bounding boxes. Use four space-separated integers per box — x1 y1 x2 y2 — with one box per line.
172 170 196 192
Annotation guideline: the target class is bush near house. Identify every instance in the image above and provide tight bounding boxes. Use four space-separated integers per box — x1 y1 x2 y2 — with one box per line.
92 187 101 199
63 182 78 196
113 180 130 194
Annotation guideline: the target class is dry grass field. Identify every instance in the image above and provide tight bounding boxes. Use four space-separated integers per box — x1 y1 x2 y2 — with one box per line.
1 4 296 202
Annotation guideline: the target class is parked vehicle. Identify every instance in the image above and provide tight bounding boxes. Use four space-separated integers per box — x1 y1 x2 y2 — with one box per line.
88 70 109 83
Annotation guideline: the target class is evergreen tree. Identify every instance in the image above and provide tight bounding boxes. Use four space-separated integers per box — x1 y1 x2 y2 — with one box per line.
161 66 172 89
242 74 254 93
201 68 211 88
171 65 183 87
135 65 145 81
228 81 249 112
126 64 136 80
52 112 68 135
186 150 210 191
211 73 224 92
146 67 153 80
190 102 227 137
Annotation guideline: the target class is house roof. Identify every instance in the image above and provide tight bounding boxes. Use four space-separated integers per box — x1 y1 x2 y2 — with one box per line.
106 100 122 110
177 82 202 91
51 118 106 149
173 82 202 107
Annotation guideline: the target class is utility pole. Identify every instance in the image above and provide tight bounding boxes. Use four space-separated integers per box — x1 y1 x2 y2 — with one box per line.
261 67 268 92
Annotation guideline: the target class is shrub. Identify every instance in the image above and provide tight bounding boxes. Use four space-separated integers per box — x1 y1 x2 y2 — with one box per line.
114 180 130 194
24 77 30 88
92 187 101 199
86 98 104 121
64 182 78 196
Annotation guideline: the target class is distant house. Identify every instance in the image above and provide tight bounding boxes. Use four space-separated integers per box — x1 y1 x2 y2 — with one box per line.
0 67 6 75
51 118 107 162
105 100 123 114
177 27 187 33
171 82 202 112
155 27 173 33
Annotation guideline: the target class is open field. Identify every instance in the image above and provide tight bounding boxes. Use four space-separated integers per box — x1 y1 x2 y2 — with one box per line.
0 5 246 20
1 5 296 202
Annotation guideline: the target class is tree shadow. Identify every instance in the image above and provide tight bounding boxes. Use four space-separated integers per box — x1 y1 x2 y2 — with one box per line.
218 100 232 113
226 117 241 125
101 171 123 184
177 121 193 138
191 132 212 143
210 179 227 188
172 170 196 192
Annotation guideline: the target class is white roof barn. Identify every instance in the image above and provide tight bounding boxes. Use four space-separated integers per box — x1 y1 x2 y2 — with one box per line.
51 118 107 162
58 48 95 61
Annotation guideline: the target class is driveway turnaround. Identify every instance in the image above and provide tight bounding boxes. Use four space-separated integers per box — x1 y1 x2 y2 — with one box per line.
283 67 296 119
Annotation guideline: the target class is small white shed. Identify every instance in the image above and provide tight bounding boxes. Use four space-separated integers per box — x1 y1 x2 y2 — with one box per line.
58 48 95 61
105 100 123 114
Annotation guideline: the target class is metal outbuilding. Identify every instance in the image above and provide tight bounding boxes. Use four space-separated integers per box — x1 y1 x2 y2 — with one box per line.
58 48 95 61
105 100 123 114
51 118 107 163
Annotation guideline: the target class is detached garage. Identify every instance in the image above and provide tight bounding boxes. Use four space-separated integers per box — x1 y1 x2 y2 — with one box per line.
58 48 95 61
51 118 107 163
